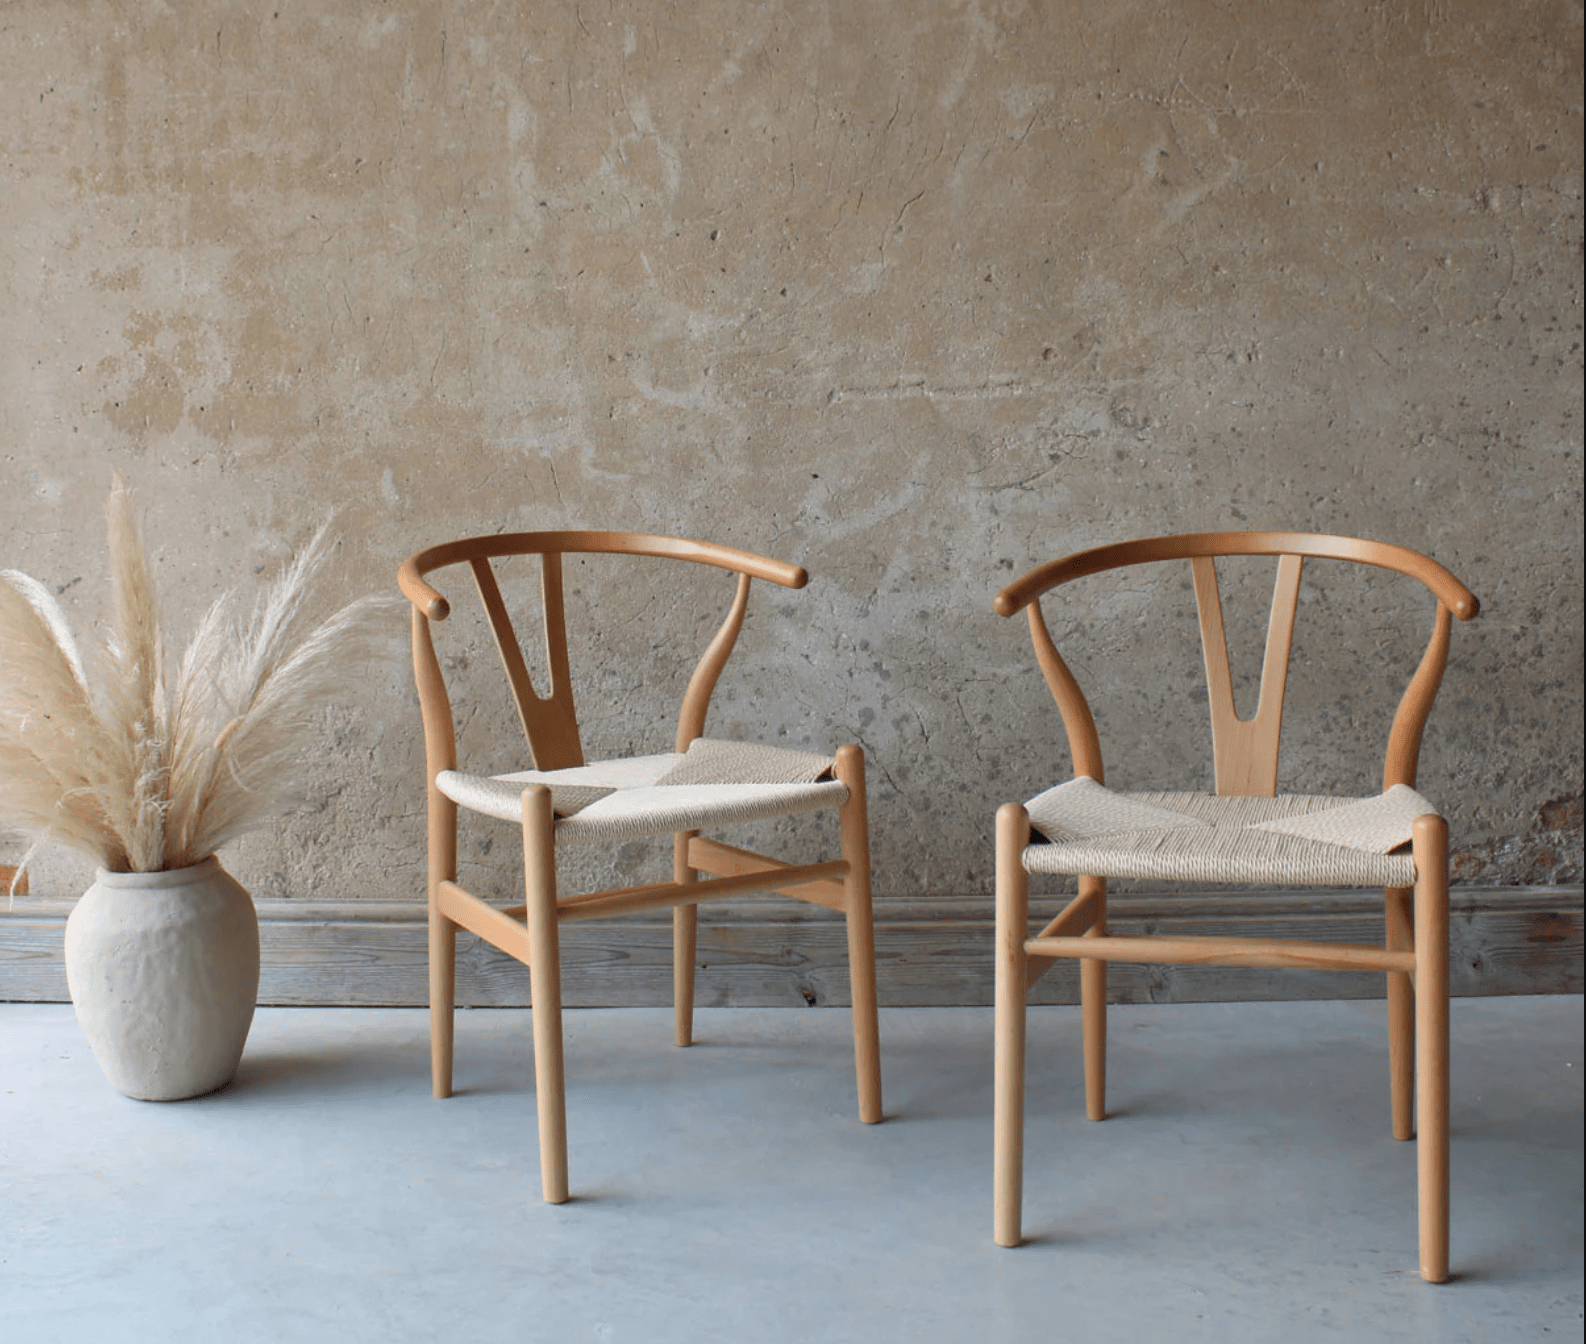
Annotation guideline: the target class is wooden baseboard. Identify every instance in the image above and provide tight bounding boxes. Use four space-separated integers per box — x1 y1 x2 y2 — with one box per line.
2 886 1578 1007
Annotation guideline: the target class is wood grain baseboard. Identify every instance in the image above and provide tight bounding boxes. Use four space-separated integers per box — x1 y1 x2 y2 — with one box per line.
1 886 1578 1007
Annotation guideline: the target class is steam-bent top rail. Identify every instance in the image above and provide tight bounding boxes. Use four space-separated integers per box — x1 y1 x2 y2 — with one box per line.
399 530 809 621
992 531 1479 622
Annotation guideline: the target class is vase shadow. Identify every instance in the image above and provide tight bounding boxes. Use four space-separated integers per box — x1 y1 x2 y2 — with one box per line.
219 1039 428 1099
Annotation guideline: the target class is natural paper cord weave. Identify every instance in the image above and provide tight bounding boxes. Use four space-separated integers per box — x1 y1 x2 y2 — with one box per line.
1022 786 1426 886
499 754 684 791
436 753 680 826
1026 777 1209 843
555 778 848 844
1248 783 1438 853
653 738 835 786
435 773 614 819
435 747 847 845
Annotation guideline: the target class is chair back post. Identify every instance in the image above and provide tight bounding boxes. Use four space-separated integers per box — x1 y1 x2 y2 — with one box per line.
411 604 458 771
411 606 459 889
675 571 753 752
1383 602 1455 789
1026 600 1105 783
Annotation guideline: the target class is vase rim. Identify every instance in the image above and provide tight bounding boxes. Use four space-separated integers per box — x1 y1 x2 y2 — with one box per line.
92 855 223 889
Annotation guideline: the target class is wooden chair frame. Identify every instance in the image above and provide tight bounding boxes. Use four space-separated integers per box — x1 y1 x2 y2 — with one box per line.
399 530 882 1204
989 531 1478 1282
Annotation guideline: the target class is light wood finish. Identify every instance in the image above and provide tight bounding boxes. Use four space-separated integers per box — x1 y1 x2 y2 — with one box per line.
1027 604 1105 784
993 531 1477 621
1191 553 1303 797
673 833 698 1048
400 529 879 1204
991 531 1475 1280
523 785 568 1205
1414 813 1450 1283
686 836 850 911
488 856 852 926
414 608 459 1098
401 531 805 772
1385 604 1453 790
552 860 851 923
836 743 883 1124
470 554 583 771
994 802 1031 1246
1026 933 1418 973
1385 885 1415 1141
427 901 455 1099
400 530 808 620
437 881 531 961
1082 885 1108 1122
1024 883 1103 990
676 573 752 752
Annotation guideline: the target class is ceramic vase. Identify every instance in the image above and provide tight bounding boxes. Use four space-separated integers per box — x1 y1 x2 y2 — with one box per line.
64 856 260 1101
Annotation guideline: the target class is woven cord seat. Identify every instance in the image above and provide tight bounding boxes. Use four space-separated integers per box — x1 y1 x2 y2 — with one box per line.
1022 778 1433 887
435 741 849 842
989 531 1479 1284
400 532 883 1208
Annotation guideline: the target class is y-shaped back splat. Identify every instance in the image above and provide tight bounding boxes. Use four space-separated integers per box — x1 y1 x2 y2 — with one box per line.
401 530 808 778
471 553 584 771
994 531 1479 802
1191 554 1303 797
470 558 758 767
469 557 760 770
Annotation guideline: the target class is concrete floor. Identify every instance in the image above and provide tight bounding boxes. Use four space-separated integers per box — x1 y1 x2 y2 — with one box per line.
2 998 1581 1344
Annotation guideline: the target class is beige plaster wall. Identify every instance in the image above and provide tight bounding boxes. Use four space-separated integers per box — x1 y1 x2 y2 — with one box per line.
2 0 1581 905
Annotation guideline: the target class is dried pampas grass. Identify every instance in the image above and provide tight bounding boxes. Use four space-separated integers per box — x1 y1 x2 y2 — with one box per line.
0 479 396 874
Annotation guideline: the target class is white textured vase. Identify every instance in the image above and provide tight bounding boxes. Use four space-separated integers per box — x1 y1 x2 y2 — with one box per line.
64 857 260 1101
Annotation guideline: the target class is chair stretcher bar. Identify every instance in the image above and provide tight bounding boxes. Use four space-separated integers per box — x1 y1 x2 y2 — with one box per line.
437 858 852 957
556 858 850 923
1025 932 1416 973
687 835 851 911
436 880 531 960
1025 886 1104 990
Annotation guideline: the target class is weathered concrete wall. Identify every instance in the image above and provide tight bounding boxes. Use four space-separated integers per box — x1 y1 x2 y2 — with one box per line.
2 0 1581 908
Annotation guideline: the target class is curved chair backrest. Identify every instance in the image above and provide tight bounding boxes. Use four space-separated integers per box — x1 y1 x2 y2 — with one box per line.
399 531 808 776
993 532 1479 796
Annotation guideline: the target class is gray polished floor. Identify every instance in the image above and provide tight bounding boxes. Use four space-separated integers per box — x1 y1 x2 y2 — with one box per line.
2 997 1581 1343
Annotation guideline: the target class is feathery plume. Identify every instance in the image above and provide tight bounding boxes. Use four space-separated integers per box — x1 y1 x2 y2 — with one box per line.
0 483 396 875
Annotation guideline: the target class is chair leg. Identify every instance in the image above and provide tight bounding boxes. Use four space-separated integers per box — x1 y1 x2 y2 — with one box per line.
835 745 882 1124
523 785 569 1205
428 902 457 1098
1081 876 1108 1121
1385 885 1416 1141
428 789 458 1099
673 832 698 1048
994 803 1031 1247
1413 815 1450 1283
